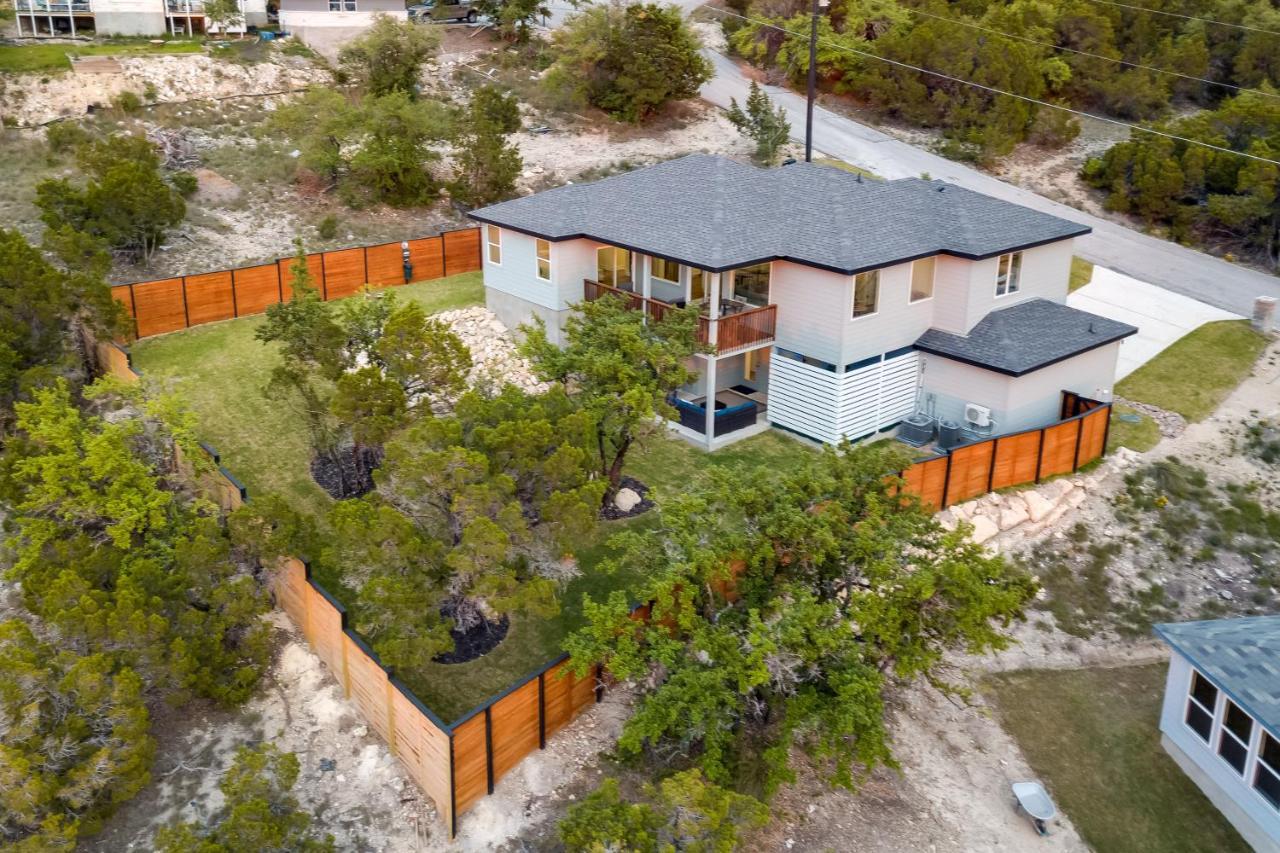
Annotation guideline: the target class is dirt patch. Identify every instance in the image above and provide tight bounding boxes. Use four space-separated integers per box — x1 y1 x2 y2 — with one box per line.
433 607 510 664
193 167 242 205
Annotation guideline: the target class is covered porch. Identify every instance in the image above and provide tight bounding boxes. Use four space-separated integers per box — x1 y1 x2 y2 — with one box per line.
669 348 772 448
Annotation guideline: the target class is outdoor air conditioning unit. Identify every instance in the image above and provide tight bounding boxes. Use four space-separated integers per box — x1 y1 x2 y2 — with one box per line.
964 403 992 428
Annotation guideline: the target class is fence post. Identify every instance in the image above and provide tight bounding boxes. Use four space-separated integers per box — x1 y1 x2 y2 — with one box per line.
440 233 448 277
230 269 240 317
449 735 458 839
939 453 953 509
1100 404 1113 458
1033 428 1046 483
484 706 494 795
362 246 369 284
319 253 328 301
537 671 546 749
1071 417 1085 472
385 678 398 755
276 258 284 302
127 284 140 339
986 438 999 493
181 277 190 329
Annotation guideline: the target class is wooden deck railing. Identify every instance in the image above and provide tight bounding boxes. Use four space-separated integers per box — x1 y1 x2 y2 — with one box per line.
583 279 777 355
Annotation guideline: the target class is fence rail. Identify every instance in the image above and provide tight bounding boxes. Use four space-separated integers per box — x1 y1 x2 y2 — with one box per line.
898 396 1112 512
113 227 482 340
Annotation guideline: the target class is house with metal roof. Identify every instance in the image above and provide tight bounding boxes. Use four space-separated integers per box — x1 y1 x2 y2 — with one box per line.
1155 617 1280 852
470 154 1136 448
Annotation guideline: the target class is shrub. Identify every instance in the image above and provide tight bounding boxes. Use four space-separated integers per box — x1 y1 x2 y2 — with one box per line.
45 120 89 154
170 169 199 196
112 90 144 113
317 213 339 239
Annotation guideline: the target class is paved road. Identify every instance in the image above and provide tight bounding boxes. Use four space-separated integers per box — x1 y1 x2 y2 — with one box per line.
700 51 1279 316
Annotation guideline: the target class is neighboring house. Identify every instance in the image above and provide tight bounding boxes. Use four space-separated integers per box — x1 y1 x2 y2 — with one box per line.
277 0 405 48
469 154 1136 449
1155 617 1280 853
14 0 266 35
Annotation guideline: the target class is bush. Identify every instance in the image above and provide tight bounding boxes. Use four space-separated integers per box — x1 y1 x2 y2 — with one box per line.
317 213 339 239
545 2 713 123
338 15 439 98
112 90 144 113
45 120 89 154
170 169 199 196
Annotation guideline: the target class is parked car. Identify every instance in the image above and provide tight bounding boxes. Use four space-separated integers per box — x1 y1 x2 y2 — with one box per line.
408 0 478 22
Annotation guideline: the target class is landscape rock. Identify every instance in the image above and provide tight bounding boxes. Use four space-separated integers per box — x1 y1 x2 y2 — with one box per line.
1024 490 1056 523
969 515 1000 544
999 503 1030 530
613 487 641 513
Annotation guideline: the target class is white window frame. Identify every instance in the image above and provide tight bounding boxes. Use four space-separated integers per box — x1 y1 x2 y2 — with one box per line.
1255 731 1280 813
486 225 501 266
852 269 879 320
651 257 680 285
1217 696 1254 777
328 0 355 10
909 256 936 304
995 251 1022 297
535 238 551 282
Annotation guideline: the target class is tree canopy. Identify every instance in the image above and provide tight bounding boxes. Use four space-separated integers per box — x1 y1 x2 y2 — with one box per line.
338 14 440 98
565 443 1036 795
546 1 713 122
450 86 524 207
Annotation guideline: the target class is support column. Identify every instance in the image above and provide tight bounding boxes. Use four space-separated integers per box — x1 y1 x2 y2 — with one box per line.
703 272 722 449
703 355 717 449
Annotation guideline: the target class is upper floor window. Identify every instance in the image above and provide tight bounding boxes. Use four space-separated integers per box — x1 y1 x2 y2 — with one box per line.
995 251 1022 296
733 263 770 307
1185 670 1217 742
1218 698 1253 775
852 270 879 318
535 239 551 281
329 0 355 10
1257 732 1280 811
486 225 501 265
651 257 680 284
910 256 935 302
597 246 632 288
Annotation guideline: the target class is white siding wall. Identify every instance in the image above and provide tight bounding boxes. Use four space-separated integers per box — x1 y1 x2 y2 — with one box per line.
483 228 561 310
769 350 920 443
1159 651 1280 853
962 240 1073 332
840 260 937 366
771 261 847 367
929 255 972 336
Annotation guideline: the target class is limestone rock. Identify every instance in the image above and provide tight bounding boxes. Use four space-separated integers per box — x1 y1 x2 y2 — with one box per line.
999 502 1030 530
613 487 641 513
1024 490 1056 523
969 515 999 544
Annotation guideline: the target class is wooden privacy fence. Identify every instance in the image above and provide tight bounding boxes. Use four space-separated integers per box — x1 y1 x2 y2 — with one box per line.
899 394 1112 512
113 227 483 339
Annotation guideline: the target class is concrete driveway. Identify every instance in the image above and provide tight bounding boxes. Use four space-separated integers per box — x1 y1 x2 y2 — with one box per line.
1067 266 1242 380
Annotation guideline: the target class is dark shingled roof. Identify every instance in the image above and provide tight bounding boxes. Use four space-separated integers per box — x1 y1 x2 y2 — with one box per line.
469 154 1090 274
913 298 1136 376
1156 616 1280 739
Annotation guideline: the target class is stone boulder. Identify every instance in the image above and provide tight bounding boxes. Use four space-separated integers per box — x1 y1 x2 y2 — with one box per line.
1024 489 1056 523
969 515 999 544
614 487 641 513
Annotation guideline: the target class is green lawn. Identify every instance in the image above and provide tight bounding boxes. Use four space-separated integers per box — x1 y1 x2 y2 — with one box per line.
1107 403 1160 453
815 157 879 180
132 272 817 720
1069 257 1094 292
131 272 486 519
1116 320 1266 422
986 664 1250 853
0 40 202 74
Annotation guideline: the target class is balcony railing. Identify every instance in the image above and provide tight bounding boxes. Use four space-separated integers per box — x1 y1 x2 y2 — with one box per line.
16 0 91 12
583 278 776 355
166 0 206 11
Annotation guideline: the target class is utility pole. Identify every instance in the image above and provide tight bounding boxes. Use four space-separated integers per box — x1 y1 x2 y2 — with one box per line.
804 0 827 162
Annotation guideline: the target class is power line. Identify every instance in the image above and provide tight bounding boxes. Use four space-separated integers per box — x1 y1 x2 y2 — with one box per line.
706 7 1280 167
908 6 1280 101
1078 0 1280 37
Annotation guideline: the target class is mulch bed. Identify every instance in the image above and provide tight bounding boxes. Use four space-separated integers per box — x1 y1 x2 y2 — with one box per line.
310 447 381 500
433 605 510 665
599 476 655 521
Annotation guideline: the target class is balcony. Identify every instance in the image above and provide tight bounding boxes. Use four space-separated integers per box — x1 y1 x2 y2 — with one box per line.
166 0 205 11
16 0 92 12
583 279 776 355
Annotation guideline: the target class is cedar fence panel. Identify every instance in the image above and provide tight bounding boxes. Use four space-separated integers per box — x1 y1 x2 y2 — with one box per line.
233 263 283 317
390 681 454 832
345 630 395 745
131 278 186 337
490 678 541 781
452 714 490 815
366 242 407 288
306 586 347 689
184 271 236 326
990 431 1041 491
902 455 948 511
443 228 481 277
1077 407 1108 462
111 227 481 340
321 247 367 300
408 236 445 281
945 440 995 505
1037 419 1080 481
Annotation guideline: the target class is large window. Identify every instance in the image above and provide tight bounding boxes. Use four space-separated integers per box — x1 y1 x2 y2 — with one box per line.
732 263 770 307
651 257 680 283
1186 671 1217 742
596 246 632 289
486 225 501 265
1257 732 1280 811
852 270 879 318
690 268 706 302
910 256 935 302
535 238 551 281
1218 699 1253 775
995 251 1022 296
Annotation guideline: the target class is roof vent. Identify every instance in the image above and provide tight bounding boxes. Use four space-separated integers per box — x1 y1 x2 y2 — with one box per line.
856 173 863 183
936 185 946 192
782 157 798 166
1089 321 1095 333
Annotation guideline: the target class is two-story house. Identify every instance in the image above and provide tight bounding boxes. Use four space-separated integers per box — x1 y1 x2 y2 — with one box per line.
470 154 1136 449
14 0 266 35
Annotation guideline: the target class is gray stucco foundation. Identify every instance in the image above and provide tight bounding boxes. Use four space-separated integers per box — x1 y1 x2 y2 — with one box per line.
485 286 568 346
93 10 168 34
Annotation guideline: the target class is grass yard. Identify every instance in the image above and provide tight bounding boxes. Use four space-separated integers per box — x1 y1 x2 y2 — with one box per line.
1117 320 1266 422
131 271 486 519
986 664 1249 853
1069 256 1094 292
815 157 879 180
1107 403 1161 453
0 40 202 74
131 271 818 719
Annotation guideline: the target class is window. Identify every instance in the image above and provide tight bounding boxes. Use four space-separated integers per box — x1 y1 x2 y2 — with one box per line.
1218 699 1253 775
910 256 935 302
1186 670 1217 742
486 225 501 265
733 263 771 307
328 0 355 10
535 238 551 281
596 246 632 289
995 251 1022 296
1256 732 1280 811
852 270 879 318
651 257 680 283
